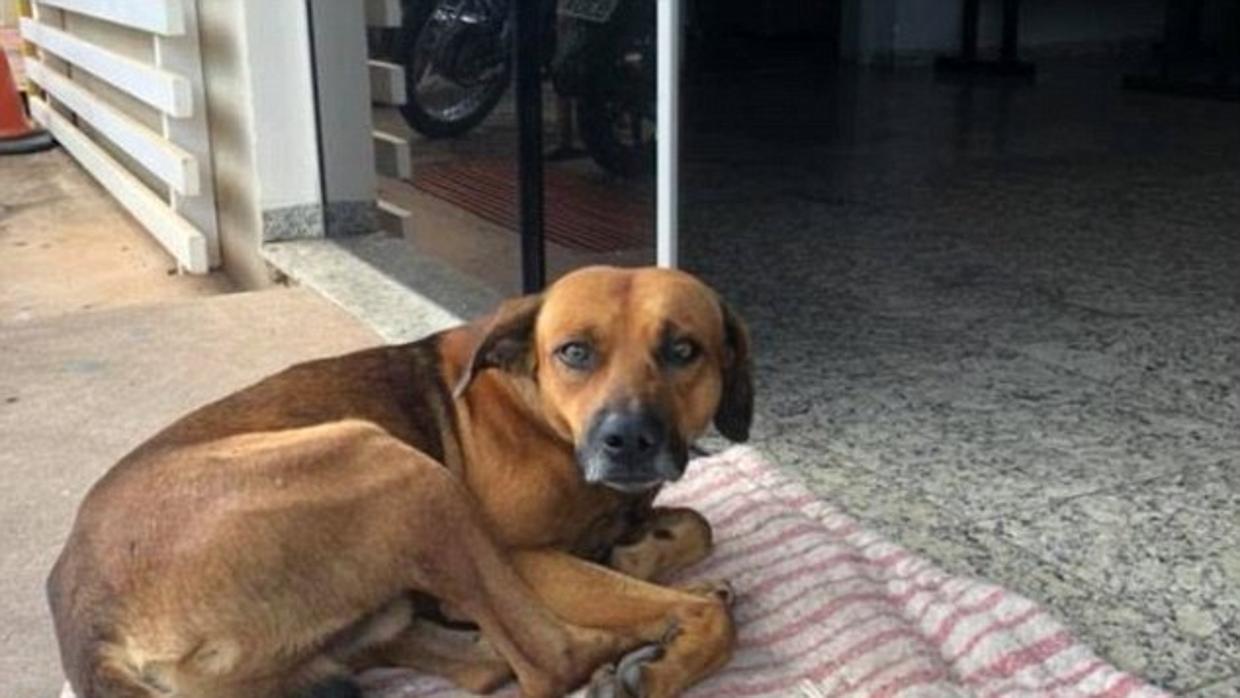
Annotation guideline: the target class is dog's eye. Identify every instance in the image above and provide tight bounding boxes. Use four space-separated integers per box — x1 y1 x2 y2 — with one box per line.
665 338 700 367
555 341 595 370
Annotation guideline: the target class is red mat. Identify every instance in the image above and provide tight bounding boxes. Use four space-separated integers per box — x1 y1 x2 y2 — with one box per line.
412 158 653 253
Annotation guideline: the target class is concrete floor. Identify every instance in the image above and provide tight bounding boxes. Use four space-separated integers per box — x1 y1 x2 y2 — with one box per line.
0 151 380 697
679 60 1240 694
0 150 235 322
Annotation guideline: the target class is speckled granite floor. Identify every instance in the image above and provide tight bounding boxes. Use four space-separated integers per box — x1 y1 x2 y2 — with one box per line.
680 60 1239 694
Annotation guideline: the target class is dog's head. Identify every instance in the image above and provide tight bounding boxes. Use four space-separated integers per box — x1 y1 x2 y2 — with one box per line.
455 266 753 493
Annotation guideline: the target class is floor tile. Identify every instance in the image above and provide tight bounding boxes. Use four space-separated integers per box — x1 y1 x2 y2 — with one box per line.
973 461 1240 661
1189 674 1240 696
754 443 964 544
1011 310 1239 428
678 60 1240 690
785 350 1234 521
894 526 1238 693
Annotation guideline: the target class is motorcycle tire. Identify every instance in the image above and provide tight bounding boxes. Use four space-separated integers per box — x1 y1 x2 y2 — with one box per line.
572 0 655 178
576 86 655 178
395 1 511 139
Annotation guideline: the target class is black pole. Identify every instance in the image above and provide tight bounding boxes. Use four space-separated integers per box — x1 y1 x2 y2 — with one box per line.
936 0 1033 79
513 0 546 293
1001 0 1021 64
960 0 980 62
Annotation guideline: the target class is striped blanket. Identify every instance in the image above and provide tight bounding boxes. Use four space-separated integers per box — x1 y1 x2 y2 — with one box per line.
361 446 1169 698
58 447 1168 698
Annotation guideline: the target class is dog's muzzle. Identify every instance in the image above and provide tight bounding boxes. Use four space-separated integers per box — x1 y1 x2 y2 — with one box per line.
578 408 686 493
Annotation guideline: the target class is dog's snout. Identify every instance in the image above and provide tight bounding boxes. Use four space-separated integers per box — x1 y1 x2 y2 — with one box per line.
597 410 665 461
580 407 686 492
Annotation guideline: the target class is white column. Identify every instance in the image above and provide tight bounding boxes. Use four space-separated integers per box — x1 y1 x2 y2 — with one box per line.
307 0 377 235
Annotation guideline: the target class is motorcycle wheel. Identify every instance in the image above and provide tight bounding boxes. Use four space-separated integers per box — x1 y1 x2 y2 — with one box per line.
577 91 655 178
396 1 511 139
573 6 655 179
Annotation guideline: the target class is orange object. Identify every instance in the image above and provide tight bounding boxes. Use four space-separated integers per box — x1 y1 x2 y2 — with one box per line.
0 47 53 153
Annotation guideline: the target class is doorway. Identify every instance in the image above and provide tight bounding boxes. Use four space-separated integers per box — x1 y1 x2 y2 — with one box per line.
361 0 662 296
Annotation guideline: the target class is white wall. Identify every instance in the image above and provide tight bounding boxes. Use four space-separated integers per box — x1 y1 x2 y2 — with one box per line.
198 0 323 287
197 0 265 286
307 0 376 234
239 1 321 217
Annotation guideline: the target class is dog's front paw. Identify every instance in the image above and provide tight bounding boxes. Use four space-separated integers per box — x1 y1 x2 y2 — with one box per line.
609 508 714 581
584 644 663 698
678 579 736 607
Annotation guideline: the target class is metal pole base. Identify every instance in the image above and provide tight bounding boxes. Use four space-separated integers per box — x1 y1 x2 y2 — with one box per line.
934 56 1036 81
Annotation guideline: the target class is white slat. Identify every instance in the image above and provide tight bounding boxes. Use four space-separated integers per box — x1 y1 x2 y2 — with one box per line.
25 59 197 194
20 17 191 116
368 60 406 105
155 0 219 266
377 198 414 236
365 0 401 28
33 0 185 36
373 130 411 180
30 96 209 272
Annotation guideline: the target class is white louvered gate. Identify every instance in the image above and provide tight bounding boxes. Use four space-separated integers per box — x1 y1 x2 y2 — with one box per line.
20 0 218 273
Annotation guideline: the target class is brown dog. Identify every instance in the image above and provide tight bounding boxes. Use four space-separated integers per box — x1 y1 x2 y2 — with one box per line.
47 265 753 698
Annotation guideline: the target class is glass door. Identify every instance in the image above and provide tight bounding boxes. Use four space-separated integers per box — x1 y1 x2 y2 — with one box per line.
510 0 667 291
362 0 673 295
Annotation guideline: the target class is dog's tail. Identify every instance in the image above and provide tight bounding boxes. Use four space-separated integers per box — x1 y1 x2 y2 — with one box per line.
49 549 151 698
56 648 152 698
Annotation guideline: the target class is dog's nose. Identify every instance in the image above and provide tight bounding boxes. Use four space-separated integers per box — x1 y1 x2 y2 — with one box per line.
596 410 665 463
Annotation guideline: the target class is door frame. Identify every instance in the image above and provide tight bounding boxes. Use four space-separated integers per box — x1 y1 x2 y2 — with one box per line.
656 0 681 268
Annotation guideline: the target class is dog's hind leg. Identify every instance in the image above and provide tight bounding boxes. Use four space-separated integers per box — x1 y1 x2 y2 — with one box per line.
353 619 514 694
350 430 634 697
359 507 722 695
73 659 151 698
512 550 736 698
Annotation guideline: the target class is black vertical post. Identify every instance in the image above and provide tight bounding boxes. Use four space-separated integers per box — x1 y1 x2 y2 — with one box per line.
1001 0 1021 64
1124 0 1237 98
513 0 546 293
1233 1 1240 84
1158 0 1174 79
960 0 980 62
936 0 1033 79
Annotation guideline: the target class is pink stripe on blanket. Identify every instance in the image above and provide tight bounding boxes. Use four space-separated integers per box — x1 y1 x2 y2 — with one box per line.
356 446 1170 698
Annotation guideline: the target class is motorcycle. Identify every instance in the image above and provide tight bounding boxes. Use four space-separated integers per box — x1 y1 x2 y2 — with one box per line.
373 0 655 178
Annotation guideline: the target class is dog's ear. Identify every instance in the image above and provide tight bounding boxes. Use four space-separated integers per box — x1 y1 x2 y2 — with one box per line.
453 293 543 398
714 299 754 442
